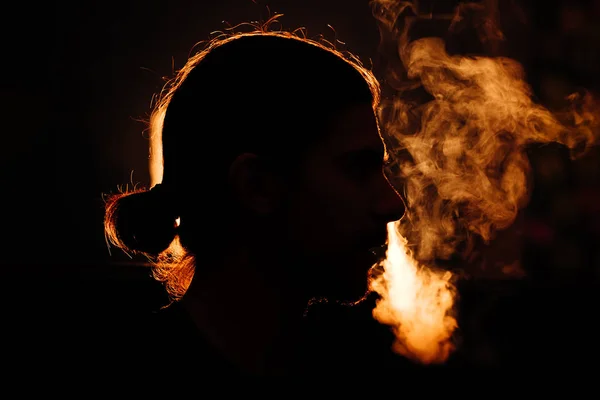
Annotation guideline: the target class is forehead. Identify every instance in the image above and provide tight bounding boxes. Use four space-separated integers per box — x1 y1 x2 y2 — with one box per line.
321 103 384 153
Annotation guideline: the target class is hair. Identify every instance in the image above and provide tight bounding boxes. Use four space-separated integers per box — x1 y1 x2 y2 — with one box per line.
104 18 381 303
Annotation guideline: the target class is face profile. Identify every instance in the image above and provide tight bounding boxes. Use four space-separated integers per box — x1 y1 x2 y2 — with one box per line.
103 28 406 375
275 102 405 302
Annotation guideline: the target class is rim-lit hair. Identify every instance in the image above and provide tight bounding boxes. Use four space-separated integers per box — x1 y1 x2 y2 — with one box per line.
149 24 380 185
105 20 382 303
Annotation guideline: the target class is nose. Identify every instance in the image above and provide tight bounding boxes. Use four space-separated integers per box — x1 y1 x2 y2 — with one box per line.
374 170 406 224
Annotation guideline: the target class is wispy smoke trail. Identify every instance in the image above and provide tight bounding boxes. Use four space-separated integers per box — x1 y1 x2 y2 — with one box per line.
374 0 599 267
368 0 600 364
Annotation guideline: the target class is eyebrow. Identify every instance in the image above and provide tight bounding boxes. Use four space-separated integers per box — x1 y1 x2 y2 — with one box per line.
337 147 386 163
351 146 385 156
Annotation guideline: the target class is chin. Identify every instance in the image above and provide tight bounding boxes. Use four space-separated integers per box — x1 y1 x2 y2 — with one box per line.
337 289 372 307
309 289 370 310
308 270 371 307
329 275 372 307
306 248 379 305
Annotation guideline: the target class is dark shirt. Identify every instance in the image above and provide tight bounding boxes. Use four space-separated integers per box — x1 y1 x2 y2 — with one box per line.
13 266 598 380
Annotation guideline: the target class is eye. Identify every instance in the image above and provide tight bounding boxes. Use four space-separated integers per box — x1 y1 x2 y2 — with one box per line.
340 149 385 182
383 151 393 167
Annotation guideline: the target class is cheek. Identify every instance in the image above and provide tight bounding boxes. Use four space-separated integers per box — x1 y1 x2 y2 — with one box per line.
282 186 363 254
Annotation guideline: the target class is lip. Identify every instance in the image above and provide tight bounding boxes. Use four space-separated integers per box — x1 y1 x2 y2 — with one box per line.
369 244 387 259
363 229 389 252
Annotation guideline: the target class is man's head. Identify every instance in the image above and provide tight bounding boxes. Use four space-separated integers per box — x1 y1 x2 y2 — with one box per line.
109 30 405 302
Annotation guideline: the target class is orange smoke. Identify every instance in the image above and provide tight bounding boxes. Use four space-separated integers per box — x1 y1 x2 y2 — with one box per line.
369 0 600 364
369 221 457 364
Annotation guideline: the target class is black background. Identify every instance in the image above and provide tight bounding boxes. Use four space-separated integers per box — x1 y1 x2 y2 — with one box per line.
3 0 600 371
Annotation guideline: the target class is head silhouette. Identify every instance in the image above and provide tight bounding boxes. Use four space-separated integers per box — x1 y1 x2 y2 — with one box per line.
104 28 405 307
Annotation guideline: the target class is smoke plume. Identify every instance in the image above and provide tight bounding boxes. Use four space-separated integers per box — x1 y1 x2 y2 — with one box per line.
368 0 600 364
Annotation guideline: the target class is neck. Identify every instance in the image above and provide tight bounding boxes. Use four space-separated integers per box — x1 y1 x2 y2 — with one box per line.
181 240 310 375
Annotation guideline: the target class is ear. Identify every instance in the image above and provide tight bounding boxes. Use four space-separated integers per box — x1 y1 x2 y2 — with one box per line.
228 153 282 215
